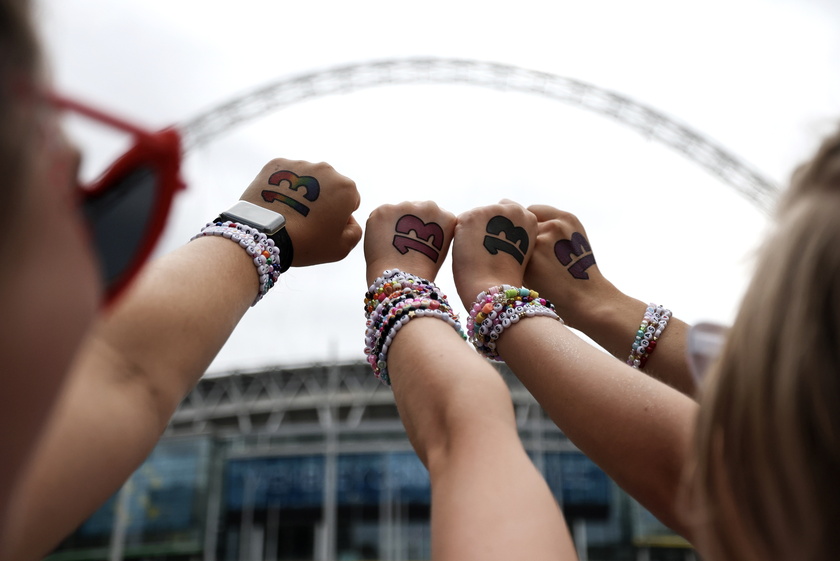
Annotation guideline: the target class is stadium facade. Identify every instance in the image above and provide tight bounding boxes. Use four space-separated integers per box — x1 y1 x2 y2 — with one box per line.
49 361 695 561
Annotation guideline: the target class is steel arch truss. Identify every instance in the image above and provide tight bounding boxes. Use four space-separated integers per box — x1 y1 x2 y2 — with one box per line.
181 57 780 213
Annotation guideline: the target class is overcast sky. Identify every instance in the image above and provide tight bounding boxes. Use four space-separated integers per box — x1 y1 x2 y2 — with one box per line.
37 0 840 374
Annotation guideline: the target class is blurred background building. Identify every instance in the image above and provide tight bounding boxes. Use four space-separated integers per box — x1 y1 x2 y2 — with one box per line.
48 362 694 561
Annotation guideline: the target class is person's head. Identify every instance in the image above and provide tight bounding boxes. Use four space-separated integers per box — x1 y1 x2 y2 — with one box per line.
0 0 105 531
0 0 41 225
1 0 101 370
692 126 840 561
2 0 186 383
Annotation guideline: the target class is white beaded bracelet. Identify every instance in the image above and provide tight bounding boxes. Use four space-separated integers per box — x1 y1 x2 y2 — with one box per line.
191 221 282 306
626 303 672 368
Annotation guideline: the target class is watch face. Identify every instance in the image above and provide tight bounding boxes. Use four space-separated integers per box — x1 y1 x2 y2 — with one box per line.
222 201 286 234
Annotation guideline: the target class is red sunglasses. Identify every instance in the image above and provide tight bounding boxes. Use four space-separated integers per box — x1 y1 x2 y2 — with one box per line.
50 93 186 304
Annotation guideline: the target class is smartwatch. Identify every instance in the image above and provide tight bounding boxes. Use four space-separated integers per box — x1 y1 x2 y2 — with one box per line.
214 201 294 273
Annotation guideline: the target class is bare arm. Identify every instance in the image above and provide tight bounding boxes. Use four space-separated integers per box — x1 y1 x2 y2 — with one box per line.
3 158 361 560
393 319 577 561
453 201 698 540
364 201 577 561
496 318 697 538
524 205 696 397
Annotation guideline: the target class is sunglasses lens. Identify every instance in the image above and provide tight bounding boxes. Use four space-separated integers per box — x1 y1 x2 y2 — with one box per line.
83 165 158 291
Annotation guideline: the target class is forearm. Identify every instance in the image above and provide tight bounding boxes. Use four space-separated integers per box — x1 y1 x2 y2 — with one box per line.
3 236 258 560
522 206 697 396
497 316 698 539
94 235 257 408
2 361 172 560
389 319 518 467
559 283 696 397
389 319 576 561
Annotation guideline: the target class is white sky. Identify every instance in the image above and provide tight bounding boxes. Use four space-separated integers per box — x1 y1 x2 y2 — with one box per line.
37 0 840 374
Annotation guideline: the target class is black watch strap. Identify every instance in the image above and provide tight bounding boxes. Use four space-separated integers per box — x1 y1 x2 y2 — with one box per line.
212 215 294 273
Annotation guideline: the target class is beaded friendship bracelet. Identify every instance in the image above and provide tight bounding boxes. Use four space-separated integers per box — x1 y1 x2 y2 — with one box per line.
626 303 672 369
363 269 465 386
467 285 562 361
191 220 283 306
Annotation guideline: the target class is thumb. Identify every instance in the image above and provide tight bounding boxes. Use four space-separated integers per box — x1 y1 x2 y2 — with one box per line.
341 216 364 253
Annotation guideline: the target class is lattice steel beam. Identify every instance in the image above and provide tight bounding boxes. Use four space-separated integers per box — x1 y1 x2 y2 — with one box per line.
180 57 780 214
167 362 546 438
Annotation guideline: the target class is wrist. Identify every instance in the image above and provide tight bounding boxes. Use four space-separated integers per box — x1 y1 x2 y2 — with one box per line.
552 278 624 329
569 287 650 360
366 260 440 287
456 276 525 310
215 201 293 272
184 235 260 304
191 219 283 306
363 269 465 385
465 283 561 361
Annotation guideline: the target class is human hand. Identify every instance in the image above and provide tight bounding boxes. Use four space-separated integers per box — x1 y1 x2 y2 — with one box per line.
452 200 538 309
364 201 456 286
524 205 615 328
238 158 362 267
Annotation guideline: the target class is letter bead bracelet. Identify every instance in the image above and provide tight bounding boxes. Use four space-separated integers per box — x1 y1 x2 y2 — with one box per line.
190 221 283 306
363 269 465 386
626 303 672 369
467 285 562 361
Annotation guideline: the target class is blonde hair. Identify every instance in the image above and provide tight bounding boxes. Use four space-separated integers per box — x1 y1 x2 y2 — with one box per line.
693 126 840 561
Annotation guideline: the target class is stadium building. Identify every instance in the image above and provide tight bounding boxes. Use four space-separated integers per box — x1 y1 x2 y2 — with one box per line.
49 361 694 561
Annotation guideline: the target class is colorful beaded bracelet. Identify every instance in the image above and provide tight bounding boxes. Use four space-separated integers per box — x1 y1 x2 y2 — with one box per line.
626 303 672 369
467 285 562 361
190 221 283 306
364 271 440 326
364 269 465 386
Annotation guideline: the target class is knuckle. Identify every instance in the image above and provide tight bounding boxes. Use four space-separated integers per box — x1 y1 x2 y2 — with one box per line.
266 157 292 168
543 219 569 235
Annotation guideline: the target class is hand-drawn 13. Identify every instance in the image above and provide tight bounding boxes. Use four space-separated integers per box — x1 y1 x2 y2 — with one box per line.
554 232 596 279
483 215 530 265
391 214 445 263
261 170 321 217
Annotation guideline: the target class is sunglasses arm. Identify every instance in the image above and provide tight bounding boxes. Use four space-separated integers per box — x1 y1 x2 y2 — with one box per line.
48 92 156 140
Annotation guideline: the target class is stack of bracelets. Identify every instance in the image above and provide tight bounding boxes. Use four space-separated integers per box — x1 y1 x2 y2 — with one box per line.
363 269 465 386
467 285 562 361
191 220 283 306
626 303 672 369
